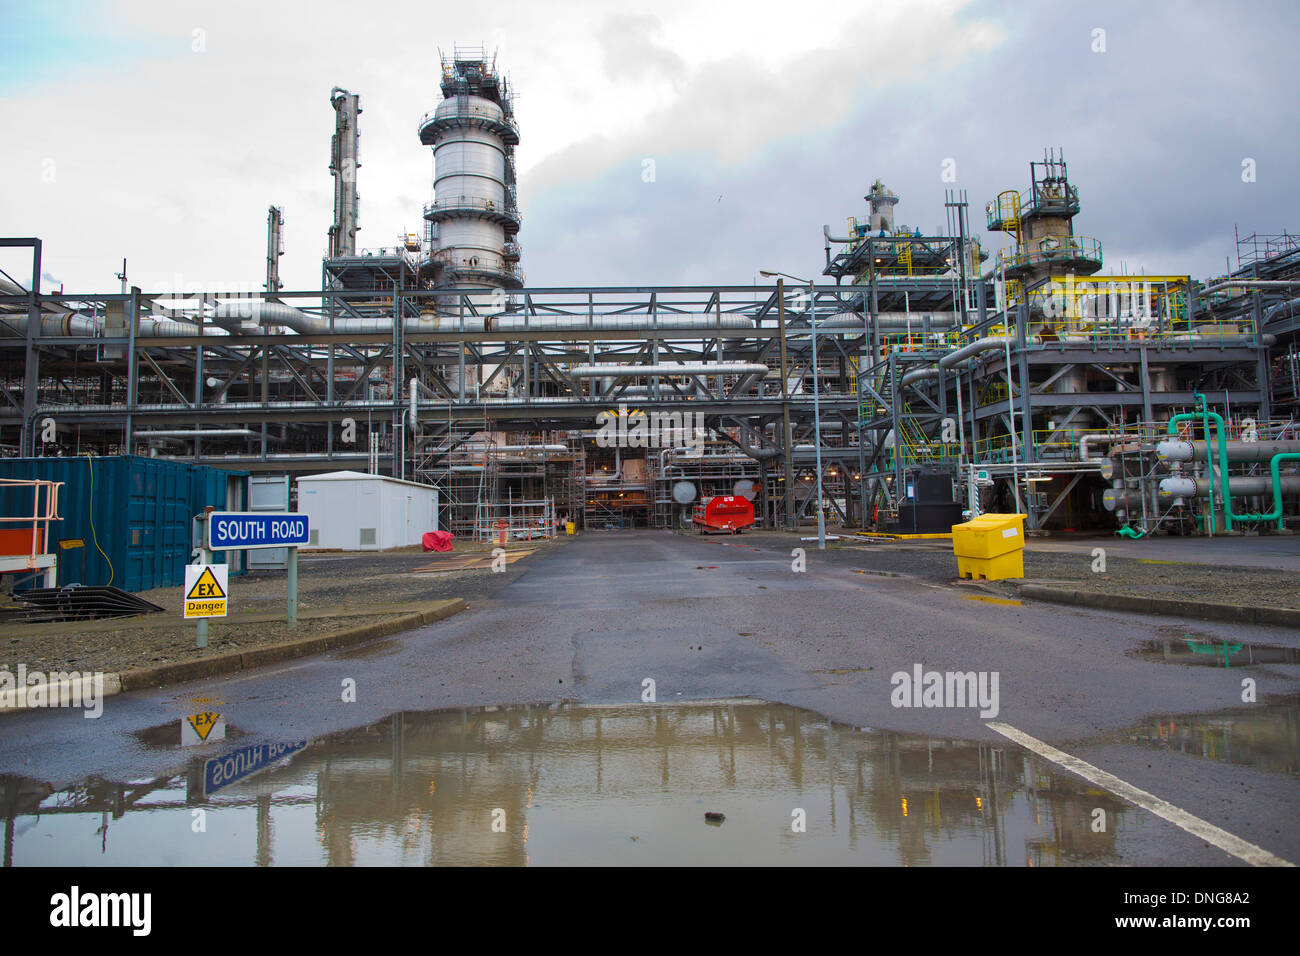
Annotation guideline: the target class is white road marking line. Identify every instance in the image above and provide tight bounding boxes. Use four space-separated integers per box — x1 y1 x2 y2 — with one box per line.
988 721 1295 868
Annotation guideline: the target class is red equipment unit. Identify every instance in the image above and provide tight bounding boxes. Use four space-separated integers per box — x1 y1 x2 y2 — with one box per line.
693 495 755 534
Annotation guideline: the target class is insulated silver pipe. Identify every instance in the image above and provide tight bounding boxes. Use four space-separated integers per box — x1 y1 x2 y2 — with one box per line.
900 367 941 387
1201 280 1300 295
496 315 754 331
0 312 101 336
570 362 768 377
1079 433 1141 463
1102 488 1144 511
901 335 1022 385
1157 439 1300 462
939 336 1018 369
1159 474 1300 499
0 311 200 337
211 302 757 334
819 311 958 328
135 429 260 438
1169 333 1275 346
1264 297 1300 324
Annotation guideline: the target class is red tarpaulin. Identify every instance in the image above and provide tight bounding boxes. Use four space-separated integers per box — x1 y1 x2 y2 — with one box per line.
421 530 455 552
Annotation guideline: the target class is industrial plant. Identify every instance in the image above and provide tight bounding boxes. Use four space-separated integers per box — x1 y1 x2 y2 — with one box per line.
3 46 1298 548
2 0 1299 891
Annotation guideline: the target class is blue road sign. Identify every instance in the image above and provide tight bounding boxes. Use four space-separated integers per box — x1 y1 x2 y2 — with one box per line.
207 512 309 550
203 739 308 795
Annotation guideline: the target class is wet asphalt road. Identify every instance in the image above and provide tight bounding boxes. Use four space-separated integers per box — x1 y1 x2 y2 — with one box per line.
2 529 1297 865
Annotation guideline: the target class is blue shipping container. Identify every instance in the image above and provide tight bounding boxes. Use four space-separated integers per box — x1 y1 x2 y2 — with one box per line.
0 456 247 593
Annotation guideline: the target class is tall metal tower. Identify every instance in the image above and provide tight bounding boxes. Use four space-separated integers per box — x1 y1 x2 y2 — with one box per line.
265 205 284 294
418 47 523 292
328 87 361 258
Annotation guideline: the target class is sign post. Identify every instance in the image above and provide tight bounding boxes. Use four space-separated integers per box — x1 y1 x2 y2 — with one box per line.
287 544 298 626
188 513 222 649
195 509 309 642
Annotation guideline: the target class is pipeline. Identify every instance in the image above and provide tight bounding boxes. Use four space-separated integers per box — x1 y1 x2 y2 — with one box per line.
1 311 102 337
1 310 203 338
1 277 202 336
1159 474 1300 499
939 336 1018 369
1079 433 1141 463
1200 279 1300 295
211 302 757 335
1166 396 1300 530
819 311 958 329
898 336 1022 388
1169 333 1275 346
134 429 261 439
900 367 942 387
1263 296 1300 326
1156 439 1300 462
1102 488 1144 512
570 363 769 377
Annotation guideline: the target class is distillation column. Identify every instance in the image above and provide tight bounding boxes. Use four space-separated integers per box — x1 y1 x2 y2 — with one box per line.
418 50 523 395
328 87 361 258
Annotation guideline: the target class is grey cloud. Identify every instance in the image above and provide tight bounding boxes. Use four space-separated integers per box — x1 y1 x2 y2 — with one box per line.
522 0 1300 286
595 14 686 83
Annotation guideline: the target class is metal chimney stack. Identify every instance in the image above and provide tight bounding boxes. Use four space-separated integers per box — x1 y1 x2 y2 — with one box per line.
328 87 360 258
265 205 284 294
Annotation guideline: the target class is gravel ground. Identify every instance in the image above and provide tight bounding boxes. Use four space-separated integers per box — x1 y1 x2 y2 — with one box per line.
0 613 403 675
736 529 1300 610
0 539 560 674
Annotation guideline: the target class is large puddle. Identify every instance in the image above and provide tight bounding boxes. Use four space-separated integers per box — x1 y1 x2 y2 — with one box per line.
1117 697 1299 775
0 700 1211 866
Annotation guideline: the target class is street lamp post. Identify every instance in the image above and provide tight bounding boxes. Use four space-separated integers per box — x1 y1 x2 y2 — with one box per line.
761 270 827 550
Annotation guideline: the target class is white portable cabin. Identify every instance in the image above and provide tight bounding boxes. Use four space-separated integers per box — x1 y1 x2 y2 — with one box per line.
296 471 439 551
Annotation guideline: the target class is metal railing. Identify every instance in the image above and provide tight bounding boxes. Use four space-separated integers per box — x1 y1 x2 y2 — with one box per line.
0 478 63 559
418 105 518 140
423 197 522 226
1018 275 1267 347
997 235 1102 272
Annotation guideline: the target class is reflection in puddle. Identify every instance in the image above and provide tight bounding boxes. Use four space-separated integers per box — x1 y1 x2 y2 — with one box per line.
2 701 1164 866
132 720 245 749
1130 637 1300 668
1120 697 1299 775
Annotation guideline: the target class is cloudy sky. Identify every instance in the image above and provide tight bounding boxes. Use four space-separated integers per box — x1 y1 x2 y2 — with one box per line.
2 0 1297 294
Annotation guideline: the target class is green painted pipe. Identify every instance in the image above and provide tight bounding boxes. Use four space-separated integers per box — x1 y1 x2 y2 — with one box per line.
1168 404 1228 531
1227 452 1300 522
1198 392 1216 535
1167 403 1299 528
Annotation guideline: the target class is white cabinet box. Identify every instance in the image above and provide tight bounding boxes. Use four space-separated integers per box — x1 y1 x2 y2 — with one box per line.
296 471 439 551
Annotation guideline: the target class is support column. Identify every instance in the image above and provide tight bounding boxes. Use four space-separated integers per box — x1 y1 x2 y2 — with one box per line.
20 240 41 455
777 280 795 529
125 286 140 455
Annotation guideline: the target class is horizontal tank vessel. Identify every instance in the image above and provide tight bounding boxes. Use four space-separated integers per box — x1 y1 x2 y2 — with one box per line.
693 495 756 534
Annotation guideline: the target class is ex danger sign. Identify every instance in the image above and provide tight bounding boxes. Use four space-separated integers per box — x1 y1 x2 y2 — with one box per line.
184 564 228 618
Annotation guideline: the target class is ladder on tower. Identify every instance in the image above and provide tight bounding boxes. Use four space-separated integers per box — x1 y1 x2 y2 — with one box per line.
897 235 913 276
